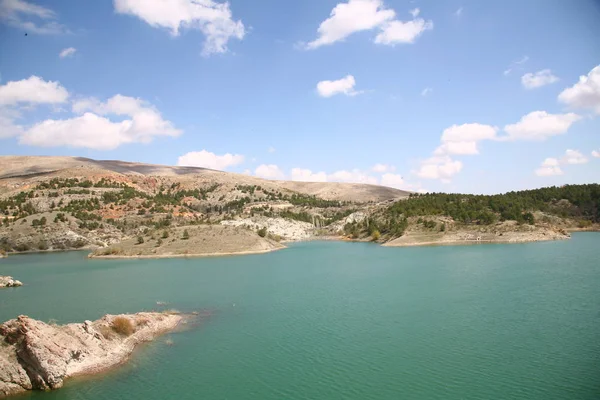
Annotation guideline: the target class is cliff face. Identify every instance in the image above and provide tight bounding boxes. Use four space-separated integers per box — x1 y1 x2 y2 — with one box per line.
0 312 183 398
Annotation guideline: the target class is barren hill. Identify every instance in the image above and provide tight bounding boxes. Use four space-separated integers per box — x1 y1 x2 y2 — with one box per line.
0 156 409 203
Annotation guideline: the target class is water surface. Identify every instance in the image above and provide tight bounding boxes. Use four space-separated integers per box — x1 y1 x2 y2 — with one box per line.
1 234 599 399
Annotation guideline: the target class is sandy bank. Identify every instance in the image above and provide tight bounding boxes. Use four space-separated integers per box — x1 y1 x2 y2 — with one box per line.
89 246 285 259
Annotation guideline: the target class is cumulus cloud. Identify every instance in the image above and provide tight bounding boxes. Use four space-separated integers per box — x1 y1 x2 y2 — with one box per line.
255 164 285 180
434 123 498 155
113 0 245 56
290 168 328 182
535 158 563 177
521 69 559 89
409 8 419 17
177 150 244 170
0 0 68 34
0 75 69 105
0 75 69 138
20 94 180 149
380 173 404 188
415 155 462 183
561 149 588 165
305 0 431 49
534 149 588 176
374 16 433 45
503 111 581 141
59 47 76 58
558 65 600 114
316 75 361 97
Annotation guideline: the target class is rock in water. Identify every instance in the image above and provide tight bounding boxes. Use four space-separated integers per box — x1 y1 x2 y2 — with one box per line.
0 276 23 288
0 312 183 397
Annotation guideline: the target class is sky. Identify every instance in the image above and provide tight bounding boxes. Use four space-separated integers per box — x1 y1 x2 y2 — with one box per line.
0 0 599 194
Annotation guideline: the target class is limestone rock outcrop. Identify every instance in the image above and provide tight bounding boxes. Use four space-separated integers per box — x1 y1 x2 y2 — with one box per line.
0 312 183 397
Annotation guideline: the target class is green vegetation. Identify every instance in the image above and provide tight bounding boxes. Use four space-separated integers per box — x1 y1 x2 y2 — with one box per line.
257 227 268 237
387 184 600 224
182 229 190 240
137 236 144 244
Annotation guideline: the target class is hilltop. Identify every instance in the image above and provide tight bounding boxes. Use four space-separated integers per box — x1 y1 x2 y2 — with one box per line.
0 156 407 257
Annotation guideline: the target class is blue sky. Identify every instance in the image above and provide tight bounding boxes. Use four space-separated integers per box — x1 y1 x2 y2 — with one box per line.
0 0 599 194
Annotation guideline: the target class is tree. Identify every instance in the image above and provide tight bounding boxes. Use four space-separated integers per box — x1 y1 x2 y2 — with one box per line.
440 223 446 232
182 229 190 240
371 230 381 241
137 236 144 244
162 230 169 239
257 227 267 237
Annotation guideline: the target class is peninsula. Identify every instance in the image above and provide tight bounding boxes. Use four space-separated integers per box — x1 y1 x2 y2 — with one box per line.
0 312 185 397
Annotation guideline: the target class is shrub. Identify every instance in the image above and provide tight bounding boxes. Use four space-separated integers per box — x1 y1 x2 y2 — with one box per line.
257 227 267 237
14 243 30 252
37 240 49 251
111 317 135 336
156 238 163 247
371 230 381 241
182 229 190 240
440 223 446 232
137 236 144 244
162 230 169 239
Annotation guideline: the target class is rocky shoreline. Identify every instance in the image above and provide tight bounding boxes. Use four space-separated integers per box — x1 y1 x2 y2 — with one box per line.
0 276 22 288
0 312 185 397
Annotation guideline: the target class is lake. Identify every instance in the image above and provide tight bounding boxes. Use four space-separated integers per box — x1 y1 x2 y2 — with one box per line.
1 233 599 399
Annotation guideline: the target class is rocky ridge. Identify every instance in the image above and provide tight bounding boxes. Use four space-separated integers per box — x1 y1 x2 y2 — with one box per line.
0 312 184 397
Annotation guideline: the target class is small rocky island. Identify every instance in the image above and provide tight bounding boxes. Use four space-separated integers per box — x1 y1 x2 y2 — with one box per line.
0 312 184 397
0 276 22 288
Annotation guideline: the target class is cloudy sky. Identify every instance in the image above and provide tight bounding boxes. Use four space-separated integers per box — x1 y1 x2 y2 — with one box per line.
1 0 599 194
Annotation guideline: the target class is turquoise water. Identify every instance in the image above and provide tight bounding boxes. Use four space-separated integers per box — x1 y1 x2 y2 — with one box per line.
1 233 599 399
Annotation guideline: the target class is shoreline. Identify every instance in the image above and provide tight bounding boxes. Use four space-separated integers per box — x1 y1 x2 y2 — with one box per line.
87 246 286 260
381 236 571 248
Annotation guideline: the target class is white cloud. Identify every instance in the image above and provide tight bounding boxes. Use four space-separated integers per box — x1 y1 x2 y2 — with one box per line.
177 150 244 170
441 123 498 142
59 47 76 58
317 75 361 97
371 163 395 173
113 0 245 56
305 0 431 49
521 69 559 89
374 17 433 45
409 8 419 17
255 164 285 180
306 0 395 49
0 107 23 138
535 150 588 176
434 141 479 155
561 149 588 165
503 55 529 76
503 111 581 141
421 87 432 96
592 150 600 158
290 168 328 182
0 0 68 34
535 158 563 177
415 155 462 182
328 169 379 185
267 146 276 153
0 75 69 105
558 65 600 115
434 123 498 155
20 94 180 150
380 173 404 188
